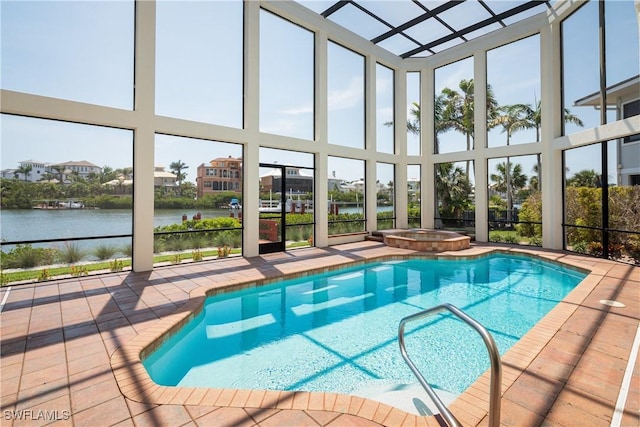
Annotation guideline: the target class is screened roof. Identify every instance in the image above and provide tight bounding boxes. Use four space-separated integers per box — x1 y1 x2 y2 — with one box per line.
296 0 553 58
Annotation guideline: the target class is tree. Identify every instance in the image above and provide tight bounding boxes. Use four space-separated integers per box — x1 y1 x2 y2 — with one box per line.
490 162 528 215
521 100 584 142
529 161 541 192
567 169 601 188
491 104 533 146
50 165 67 185
99 166 117 184
170 160 188 186
16 164 32 182
406 101 421 136
437 79 499 175
115 167 133 180
39 171 56 182
436 162 473 220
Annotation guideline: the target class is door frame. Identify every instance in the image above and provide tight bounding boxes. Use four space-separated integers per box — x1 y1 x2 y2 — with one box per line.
259 163 287 254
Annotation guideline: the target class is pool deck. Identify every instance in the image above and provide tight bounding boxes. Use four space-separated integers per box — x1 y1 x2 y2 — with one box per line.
1 241 638 426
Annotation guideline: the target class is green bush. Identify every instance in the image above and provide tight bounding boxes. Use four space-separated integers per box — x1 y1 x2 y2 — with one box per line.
58 242 87 264
155 216 242 251
93 244 119 260
517 191 542 238
1 244 58 269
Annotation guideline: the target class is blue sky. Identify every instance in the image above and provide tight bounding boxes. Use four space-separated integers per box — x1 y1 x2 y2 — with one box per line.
1 0 637 186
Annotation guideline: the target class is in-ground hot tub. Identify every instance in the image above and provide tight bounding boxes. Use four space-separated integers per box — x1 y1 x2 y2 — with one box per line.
382 229 470 251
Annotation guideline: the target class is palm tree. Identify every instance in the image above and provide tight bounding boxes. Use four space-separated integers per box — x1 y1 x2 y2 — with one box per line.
437 79 500 175
117 167 133 180
491 104 534 146
490 162 528 216
406 101 420 136
567 169 601 188
530 160 541 192
436 162 473 221
50 165 66 185
523 100 584 142
100 166 116 184
16 164 32 181
170 160 188 186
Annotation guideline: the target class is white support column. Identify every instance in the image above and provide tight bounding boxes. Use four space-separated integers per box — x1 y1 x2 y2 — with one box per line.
242 0 261 257
541 22 564 250
314 30 329 247
422 67 435 228
473 51 489 242
395 69 409 229
132 0 156 272
365 55 377 233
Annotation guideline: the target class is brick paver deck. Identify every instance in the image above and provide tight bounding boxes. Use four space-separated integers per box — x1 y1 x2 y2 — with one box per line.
1 242 638 426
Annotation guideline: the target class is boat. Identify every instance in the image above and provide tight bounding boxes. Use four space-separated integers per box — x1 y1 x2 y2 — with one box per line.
258 200 282 213
258 199 313 214
58 201 84 209
32 200 85 209
228 198 242 209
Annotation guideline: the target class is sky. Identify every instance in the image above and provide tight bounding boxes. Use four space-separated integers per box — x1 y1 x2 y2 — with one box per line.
1 0 637 187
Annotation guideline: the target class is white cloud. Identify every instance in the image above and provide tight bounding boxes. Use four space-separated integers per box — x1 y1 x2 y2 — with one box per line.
328 76 365 111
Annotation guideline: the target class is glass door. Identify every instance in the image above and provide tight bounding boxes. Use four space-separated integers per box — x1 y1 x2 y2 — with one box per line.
259 163 285 254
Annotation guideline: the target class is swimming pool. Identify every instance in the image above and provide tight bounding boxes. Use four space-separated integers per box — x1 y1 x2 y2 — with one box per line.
143 253 585 404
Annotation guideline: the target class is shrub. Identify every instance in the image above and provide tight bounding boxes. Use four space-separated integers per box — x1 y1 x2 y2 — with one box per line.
286 226 301 242
489 231 504 243
109 259 124 272
153 238 165 254
93 244 118 260
6 244 39 268
165 237 187 252
70 265 89 277
503 234 520 244
1 244 58 269
517 191 542 238
188 233 208 250
122 244 133 257
57 242 87 264
37 268 51 281
528 236 542 247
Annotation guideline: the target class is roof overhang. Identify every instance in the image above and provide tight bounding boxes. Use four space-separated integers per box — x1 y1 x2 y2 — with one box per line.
574 75 640 107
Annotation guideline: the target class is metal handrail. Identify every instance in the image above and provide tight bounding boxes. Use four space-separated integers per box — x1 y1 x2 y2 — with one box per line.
398 303 502 427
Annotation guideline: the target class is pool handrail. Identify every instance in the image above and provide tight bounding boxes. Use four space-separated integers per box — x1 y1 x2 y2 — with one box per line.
398 303 502 427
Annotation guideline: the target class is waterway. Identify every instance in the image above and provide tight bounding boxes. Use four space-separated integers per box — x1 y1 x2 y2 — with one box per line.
0 205 390 253
0 209 230 252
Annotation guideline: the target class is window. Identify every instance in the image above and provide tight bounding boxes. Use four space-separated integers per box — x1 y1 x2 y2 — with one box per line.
328 42 365 149
487 35 541 146
156 0 243 127
376 162 395 229
434 57 474 154
407 164 421 228
154 135 243 258
435 161 474 232
260 10 314 140
488 155 542 245
0 114 133 271
376 64 394 154
328 156 365 234
1 1 134 109
406 72 421 156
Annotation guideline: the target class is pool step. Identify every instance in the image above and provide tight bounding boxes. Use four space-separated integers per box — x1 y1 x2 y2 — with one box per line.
366 231 384 242
352 381 459 416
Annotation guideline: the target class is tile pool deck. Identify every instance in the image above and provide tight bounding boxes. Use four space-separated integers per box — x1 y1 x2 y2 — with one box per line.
1 241 638 427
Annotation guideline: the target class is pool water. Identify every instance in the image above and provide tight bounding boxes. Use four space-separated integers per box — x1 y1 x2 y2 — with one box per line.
144 254 585 398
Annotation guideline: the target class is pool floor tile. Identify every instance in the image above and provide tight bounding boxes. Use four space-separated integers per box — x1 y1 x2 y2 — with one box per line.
1 242 638 426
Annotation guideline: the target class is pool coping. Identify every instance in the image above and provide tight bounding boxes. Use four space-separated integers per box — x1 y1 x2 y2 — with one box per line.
109 246 610 426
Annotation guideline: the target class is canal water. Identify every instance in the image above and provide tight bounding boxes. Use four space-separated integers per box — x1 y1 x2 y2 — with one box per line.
0 205 388 253
0 209 230 251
